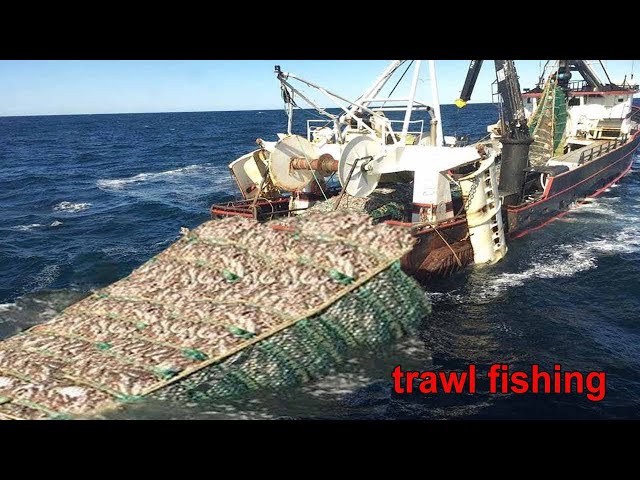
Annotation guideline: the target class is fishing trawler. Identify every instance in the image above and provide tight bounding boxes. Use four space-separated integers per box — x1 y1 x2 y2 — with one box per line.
212 60 640 280
457 60 640 239
214 61 508 280
1 60 637 420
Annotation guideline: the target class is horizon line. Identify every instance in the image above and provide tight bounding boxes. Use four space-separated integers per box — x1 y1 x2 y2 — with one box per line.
0 102 499 119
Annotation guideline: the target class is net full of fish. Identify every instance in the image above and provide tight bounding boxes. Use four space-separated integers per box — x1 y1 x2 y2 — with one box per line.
0 211 430 419
304 184 413 222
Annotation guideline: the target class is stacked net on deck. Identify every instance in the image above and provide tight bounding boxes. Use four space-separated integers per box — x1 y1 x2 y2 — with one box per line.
0 211 429 419
304 183 413 222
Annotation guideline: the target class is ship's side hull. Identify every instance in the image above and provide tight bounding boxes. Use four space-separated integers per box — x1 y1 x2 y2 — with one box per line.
211 133 638 283
507 132 640 239
399 219 474 281
400 132 640 281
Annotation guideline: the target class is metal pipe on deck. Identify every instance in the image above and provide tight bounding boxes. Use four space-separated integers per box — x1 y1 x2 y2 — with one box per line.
289 154 339 175
428 60 444 147
401 60 422 139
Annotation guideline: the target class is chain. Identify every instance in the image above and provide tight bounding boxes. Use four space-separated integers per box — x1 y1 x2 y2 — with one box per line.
462 176 479 212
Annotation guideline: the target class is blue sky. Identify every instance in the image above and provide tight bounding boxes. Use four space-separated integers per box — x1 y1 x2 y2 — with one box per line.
0 60 636 116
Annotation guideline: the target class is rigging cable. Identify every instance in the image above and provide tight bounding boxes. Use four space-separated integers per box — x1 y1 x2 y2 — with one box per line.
598 60 614 86
387 60 414 98
293 135 328 202
281 83 300 109
538 60 550 88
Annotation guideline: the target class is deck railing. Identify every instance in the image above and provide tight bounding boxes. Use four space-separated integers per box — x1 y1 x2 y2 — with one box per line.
568 80 589 91
579 134 629 165
307 118 425 143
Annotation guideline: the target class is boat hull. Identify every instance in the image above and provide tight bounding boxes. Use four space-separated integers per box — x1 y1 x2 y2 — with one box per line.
211 132 638 283
399 131 640 281
507 132 640 239
398 219 474 281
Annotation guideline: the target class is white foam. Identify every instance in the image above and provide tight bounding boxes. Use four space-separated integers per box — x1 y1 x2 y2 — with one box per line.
11 223 44 232
570 198 620 217
429 291 466 304
305 372 373 398
27 264 60 292
586 226 640 254
464 223 640 303
50 220 63 227
96 164 204 190
481 247 598 298
53 201 92 213
0 303 14 312
102 245 139 259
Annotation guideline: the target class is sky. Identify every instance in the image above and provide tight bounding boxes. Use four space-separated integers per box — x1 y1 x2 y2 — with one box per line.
0 60 637 117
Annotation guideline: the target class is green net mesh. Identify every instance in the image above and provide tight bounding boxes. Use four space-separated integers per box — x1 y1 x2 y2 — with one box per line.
154 261 430 402
303 183 412 222
0 211 429 419
528 78 569 166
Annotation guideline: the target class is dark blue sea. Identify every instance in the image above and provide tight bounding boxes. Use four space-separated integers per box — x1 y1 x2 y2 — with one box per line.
1 104 639 419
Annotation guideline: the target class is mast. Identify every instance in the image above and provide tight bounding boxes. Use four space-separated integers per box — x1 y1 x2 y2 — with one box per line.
493 60 532 203
401 60 422 139
353 60 406 111
428 60 444 147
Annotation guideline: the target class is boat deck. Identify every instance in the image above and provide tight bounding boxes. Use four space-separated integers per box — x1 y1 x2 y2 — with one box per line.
551 137 628 166
554 140 608 165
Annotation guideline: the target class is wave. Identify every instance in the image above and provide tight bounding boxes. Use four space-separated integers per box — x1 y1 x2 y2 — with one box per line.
491 227 638 298
26 264 61 292
568 202 617 217
480 246 598 298
0 304 13 312
435 222 640 306
434 248 598 306
10 223 44 232
53 201 92 213
0 289 89 340
9 221 64 232
102 245 140 260
304 372 374 399
96 164 207 190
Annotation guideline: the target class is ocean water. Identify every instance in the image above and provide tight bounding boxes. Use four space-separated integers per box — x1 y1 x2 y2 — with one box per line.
1 104 639 419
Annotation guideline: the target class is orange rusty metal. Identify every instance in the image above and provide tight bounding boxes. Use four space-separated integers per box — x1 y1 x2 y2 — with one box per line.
290 153 338 175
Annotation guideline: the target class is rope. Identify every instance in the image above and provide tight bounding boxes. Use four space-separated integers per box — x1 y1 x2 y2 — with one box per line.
387 60 414 98
294 135 328 201
5 210 420 419
140 256 408 399
429 222 463 268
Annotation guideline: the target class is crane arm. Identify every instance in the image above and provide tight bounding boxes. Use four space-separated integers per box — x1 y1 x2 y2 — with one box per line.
571 60 605 90
455 60 484 108
493 60 529 139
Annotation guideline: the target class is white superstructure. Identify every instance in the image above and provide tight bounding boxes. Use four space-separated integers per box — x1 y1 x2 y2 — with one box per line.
228 61 508 265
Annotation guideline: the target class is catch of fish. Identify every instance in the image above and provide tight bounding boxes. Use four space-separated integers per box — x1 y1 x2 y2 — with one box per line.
0 211 430 419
